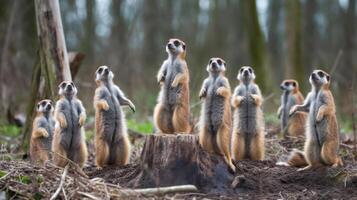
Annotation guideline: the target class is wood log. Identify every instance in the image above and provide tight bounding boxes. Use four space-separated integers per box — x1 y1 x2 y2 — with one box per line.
68 52 85 80
131 134 235 193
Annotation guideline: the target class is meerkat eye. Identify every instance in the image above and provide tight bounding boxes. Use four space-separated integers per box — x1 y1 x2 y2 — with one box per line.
98 67 103 74
70 82 75 87
217 59 222 65
41 101 46 107
59 82 66 88
292 82 296 87
317 71 324 78
248 68 253 73
182 44 186 50
209 59 213 64
173 40 180 47
284 82 289 86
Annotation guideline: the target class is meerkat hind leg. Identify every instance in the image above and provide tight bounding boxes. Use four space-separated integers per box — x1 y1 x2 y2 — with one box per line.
114 137 131 166
217 126 236 173
96 139 109 169
321 141 342 167
172 105 190 133
249 132 265 160
53 146 68 168
232 133 245 161
154 103 172 134
199 125 214 153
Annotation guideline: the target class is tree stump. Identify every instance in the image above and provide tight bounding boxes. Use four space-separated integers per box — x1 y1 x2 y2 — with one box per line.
131 134 235 193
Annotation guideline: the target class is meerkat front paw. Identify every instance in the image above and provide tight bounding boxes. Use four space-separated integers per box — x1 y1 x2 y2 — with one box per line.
289 105 298 117
157 73 165 84
316 110 324 122
231 96 244 107
79 115 86 126
129 102 136 113
250 94 262 106
59 118 67 128
171 78 180 88
216 87 226 97
42 131 49 138
199 88 206 99
101 101 110 111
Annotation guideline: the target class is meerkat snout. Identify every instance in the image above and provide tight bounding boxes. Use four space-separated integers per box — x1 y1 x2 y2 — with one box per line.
207 58 226 73
166 38 186 55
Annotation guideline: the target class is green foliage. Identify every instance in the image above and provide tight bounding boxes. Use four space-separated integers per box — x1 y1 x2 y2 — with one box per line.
127 119 153 134
18 175 31 184
0 170 8 178
85 129 95 141
340 120 353 134
0 125 21 137
265 112 280 126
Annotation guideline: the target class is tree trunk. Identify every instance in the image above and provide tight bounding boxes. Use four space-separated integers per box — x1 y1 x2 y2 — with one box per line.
242 0 270 91
132 134 235 193
20 0 71 153
285 0 304 89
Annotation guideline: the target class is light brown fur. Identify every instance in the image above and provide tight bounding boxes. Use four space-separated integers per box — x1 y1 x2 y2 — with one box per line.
280 70 343 170
154 38 191 134
278 80 307 137
30 118 50 165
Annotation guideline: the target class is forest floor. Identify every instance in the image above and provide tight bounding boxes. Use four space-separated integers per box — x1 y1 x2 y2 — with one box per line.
1 126 357 199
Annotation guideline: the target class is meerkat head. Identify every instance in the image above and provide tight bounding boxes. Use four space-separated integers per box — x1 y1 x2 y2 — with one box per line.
309 69 330 88
280 79 299 93
166 38 186 58
207 57 226 75
58 81 78 98
37 99 53 114
237 66 256 84
95 65 114 84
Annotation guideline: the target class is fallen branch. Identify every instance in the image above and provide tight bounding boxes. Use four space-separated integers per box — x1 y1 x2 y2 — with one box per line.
50 164 69 200
77 191 100 200
121 185 198 195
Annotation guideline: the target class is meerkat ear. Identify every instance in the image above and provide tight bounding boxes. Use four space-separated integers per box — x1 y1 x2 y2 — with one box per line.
206 64 210 72
221 63 226 72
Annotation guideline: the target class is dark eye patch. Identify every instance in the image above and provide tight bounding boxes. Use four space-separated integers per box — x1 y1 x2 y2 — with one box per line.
98 67 103 74
41 101 46 106
240 68 244 73
182 44 186 50
292 82 296 87
284 82 289 86
209 59 213 64
173 40 180 47
59 82 66 88
217 59 222 65
248 68 252 73
317 71 324 77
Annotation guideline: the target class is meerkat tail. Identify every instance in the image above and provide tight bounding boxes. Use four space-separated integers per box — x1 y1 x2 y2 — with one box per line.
277 149 307 167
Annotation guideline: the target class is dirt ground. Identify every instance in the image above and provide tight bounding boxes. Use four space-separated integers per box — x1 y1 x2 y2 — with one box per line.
1 132 357 199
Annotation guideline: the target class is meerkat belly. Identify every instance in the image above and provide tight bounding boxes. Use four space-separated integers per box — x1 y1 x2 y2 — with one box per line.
60 103 81 151
309 102 328 144
238 97 257 134
281 93 290 129
101 95 123 143
39 120 54 151
164 67 181 106
205 86 225 132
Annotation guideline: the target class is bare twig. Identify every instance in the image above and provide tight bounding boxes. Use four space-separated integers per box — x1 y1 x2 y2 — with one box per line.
50 164 69 200
121 185 198 195
77 191 100 200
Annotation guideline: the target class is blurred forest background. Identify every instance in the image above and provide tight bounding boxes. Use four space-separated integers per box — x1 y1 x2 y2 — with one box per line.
0 0 356 136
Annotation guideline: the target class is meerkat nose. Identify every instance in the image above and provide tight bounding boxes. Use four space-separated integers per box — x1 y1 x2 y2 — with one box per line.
167 43 173 49
243 70 249 76
104 68 109 75
212 62 217 69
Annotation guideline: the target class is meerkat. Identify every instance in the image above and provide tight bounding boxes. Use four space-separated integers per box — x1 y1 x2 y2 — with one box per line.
231 66 265 161
279 70 343 170
94 66 135 169
198 58 236 172
153 38 191 134
30 99 55 165
277 79 307 137
52 81 88 168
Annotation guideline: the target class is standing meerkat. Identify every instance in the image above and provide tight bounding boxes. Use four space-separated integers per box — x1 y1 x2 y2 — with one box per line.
153 38 191 134
199 57 236 172
94 66 135 169
231 66 265 160
277 79 307 137
52 81 88 168
30 99 55 165
280 70 343 170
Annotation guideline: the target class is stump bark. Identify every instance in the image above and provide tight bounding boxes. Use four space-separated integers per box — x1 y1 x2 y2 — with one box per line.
132 134 235 193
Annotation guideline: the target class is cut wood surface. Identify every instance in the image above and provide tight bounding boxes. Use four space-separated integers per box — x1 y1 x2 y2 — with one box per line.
132 134 235 193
